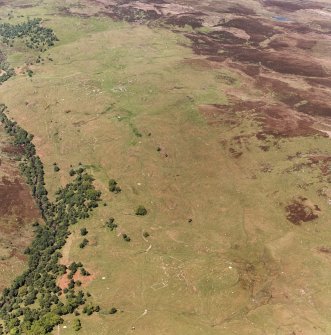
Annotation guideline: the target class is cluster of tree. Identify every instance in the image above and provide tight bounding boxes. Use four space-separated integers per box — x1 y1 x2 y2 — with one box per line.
0 105 102 334
0 62 15 85
105 217 117 231
0 18 58 51
108 179 121 194
82 304 100 316
67 262 84 280
73 318 81 331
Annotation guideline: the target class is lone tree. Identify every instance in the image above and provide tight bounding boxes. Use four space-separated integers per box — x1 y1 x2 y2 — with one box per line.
143 231 150 238
109 307 117 314
69 169 76 176
79 239 89 249
135 205 147 216
122 233 131 242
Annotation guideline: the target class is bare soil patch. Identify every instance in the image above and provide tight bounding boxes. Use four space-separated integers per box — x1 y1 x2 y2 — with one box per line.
57 271 95 290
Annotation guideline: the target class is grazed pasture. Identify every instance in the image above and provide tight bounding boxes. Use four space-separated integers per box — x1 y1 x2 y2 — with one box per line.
0 0 330 334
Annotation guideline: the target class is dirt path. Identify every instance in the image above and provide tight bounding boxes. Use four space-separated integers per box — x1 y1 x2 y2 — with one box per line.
60 232 74 265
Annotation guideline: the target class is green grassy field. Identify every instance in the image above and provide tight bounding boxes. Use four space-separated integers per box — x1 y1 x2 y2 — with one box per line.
0 1 330 334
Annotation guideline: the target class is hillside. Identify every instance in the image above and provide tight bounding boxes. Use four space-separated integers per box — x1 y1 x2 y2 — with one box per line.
0 0 330 334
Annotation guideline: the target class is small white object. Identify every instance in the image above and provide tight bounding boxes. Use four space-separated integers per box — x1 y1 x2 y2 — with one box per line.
63 326 67 329
228 266 232 269
137 183 141 186
102 277 106 280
